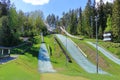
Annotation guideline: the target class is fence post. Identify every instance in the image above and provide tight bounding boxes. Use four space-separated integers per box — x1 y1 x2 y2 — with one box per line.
8 49 10 57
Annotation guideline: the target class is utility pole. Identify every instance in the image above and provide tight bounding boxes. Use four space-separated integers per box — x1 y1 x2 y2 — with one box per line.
91 16 93 38
95 15 99 74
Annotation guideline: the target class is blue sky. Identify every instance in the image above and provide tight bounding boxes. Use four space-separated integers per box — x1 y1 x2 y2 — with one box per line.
10 0 113 18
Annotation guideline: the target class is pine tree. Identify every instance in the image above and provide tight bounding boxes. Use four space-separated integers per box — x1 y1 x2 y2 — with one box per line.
77 7 82 35
0 0 10 17
0 1 20 46
104 2 113 17
0 16 17 47
92 0 97 38
84 0 93 37
46 14 56 28
18 10 25 35
8 4 20 45
97 0 106 38
8 4 18 31
112 0 120 42
69 10 78 34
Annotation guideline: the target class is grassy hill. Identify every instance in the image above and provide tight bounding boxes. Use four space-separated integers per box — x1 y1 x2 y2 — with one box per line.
0 54 39 80
0 34 120 80
72 37 120 79
0 40 40 80
43 35 120 80
99 41 120 58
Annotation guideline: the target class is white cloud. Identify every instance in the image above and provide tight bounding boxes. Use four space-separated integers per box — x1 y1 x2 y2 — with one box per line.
96 0 113 4
22 0 50 5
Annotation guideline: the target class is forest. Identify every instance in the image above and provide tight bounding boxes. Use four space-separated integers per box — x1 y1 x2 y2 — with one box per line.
0 0 47 47
46 0 120 43
0 0 120 47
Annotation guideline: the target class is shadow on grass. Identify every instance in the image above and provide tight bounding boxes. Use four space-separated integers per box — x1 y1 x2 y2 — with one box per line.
51 60 58 64
0 56 17 64
11 43 39 59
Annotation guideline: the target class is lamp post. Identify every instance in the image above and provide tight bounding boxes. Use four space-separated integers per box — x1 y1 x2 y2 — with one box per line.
95 15 99 74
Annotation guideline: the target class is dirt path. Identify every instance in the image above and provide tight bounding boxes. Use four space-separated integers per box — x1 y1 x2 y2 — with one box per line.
40 73 89 80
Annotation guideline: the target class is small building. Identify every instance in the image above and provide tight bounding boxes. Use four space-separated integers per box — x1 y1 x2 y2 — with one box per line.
0 47 11 58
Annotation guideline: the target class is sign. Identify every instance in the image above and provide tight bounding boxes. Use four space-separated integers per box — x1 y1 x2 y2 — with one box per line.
103 32 112 41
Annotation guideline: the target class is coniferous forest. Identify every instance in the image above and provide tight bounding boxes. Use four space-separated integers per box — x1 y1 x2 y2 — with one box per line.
0 0 120 47
46 0 120 42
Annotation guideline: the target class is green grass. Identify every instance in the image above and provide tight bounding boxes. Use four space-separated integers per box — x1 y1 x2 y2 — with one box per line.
1 34 120 80
40 73 89 80
71 37 120 79
98 41 120 58
0 37 41 80
43 34 120 80
0 54 39 80
86 39 120 58
44 35 85 73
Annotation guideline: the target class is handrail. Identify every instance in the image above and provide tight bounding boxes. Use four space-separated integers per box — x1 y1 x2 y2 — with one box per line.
0 42 32 49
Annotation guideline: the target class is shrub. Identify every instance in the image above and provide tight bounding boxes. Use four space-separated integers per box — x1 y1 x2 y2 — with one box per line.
29 36 41 44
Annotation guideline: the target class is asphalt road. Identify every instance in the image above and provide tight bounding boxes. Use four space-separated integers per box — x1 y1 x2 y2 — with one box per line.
55 34 107 74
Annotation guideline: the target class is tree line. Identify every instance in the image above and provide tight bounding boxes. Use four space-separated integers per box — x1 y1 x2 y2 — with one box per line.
46 0 120 42
0 0 47 47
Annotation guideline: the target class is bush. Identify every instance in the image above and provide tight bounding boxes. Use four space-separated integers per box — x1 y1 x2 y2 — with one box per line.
29 36 41 44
